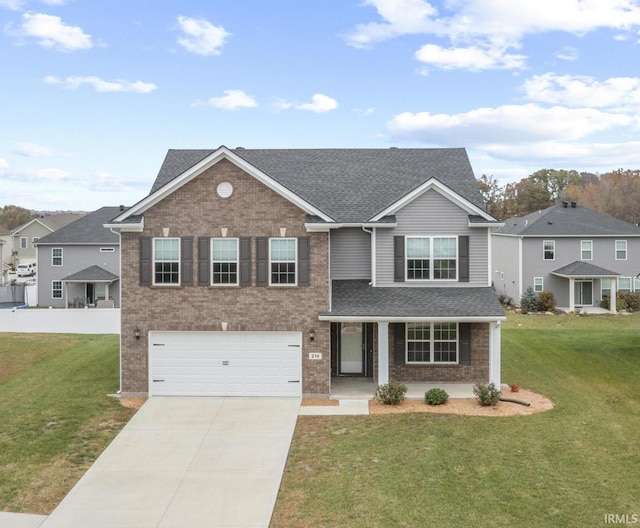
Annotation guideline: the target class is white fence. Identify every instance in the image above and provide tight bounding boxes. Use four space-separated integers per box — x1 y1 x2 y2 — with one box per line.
0 308 120 334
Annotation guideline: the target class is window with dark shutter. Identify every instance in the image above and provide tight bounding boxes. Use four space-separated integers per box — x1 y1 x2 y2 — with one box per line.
458 236 469 282
256 237 268 286
139 237 152 286
239 237 251 286
181 237 193 286
393 323 406 365
298 237 310 287
197 237 210 286
394 236 405 282
459 323 472 365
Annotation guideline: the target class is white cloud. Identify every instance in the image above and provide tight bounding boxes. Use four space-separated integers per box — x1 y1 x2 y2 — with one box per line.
521 73 640 109
295 93 338 113
176 15 229 56
415 43 526 71
0 0 25 10
17 13 92 51
44 75 157 93
13 142 70 158
42 0 70 5
199 89 257 110
555 46 579 61
386 104 634 144
0 158 9 170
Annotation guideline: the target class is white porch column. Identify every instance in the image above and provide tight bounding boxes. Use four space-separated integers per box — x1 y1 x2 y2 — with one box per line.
377 322 389 386
568 278 575 312
489 322 501 387
610 277 617 313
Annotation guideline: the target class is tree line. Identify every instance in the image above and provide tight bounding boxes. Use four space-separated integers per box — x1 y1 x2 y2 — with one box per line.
478 169 640 225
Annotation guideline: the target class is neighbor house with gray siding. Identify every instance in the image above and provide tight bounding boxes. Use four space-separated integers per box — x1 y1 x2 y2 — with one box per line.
492 202 640 312
36 207 121 308
107 147 505 399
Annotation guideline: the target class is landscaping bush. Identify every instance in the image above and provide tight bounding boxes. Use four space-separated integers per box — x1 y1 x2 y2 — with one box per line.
537 290 556 312
623 292 640 312
473 382 501 406
374 381 407 405
601 292 632 311
520 287 538 313
424 388 449 405
498 294 513 307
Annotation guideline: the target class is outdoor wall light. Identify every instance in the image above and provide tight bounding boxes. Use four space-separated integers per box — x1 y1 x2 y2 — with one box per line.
134 326 141 340
309 328 316 342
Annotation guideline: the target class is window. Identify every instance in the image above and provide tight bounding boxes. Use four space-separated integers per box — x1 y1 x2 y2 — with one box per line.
534 277 543 292
601 278 612 299
543 240 555 260
407 323 458 364
635 277 640 292
211 238 238 285
615 240 627 260
52 281 62 299
52 248 63 266
32 237 39 247
581 240 592 260
100 247 115 253
20 237 27 249
153 238 180 285
270 238 296 285
406 237 457 281
619 277 632 294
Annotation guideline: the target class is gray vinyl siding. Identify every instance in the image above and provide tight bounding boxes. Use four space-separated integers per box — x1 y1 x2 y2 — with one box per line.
37 245 120 307
330 227 371 280
491 234 521 303
376 189 489 287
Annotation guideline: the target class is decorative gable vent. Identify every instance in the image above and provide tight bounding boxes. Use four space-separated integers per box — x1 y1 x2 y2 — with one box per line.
217 182 233 198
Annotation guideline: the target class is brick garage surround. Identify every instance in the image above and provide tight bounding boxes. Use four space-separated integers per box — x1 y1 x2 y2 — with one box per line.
120 159 330 397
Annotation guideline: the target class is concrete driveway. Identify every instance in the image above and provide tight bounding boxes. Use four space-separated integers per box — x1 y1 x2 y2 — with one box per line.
39 397 300 528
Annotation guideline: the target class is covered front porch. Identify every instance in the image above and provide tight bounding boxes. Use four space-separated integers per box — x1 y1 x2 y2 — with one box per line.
61 265 119 308
551 261 619 313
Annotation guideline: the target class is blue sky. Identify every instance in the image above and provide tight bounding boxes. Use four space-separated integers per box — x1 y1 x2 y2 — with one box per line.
2 0 640 211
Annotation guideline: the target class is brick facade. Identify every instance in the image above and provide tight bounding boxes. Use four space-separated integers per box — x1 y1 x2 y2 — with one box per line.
120 159 330 397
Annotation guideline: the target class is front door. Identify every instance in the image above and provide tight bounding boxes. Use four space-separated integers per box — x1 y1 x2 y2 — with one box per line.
574 280 593 306
340 322 363 375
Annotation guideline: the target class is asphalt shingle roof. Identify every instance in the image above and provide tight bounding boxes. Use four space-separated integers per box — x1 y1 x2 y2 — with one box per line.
150 148 486 223
552 261 620 277
62 265 119 282
36 207 124 244
322 280 505 318
496 203 640 237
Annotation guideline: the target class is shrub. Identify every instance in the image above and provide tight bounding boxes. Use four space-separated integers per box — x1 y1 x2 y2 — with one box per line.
374 381 407 405
537 290 556 312
425 388 449 406
498 294 513 307
623 292 640 312
473 382 501 407
602 292 633 311
520 287 538 313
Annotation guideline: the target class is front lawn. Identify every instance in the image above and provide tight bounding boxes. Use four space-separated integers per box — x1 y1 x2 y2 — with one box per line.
272 312 640 528
0 333 136 514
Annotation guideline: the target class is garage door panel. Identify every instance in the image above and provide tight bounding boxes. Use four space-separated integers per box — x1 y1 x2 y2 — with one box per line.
150 331 302 397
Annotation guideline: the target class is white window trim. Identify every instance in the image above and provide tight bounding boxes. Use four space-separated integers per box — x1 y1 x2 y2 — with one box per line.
20 237 27 249
634 277 640 292
533 277 543 292
618 277 632 293
406 322 459 365
152 237 181 286
543 240 555 261
615 240 627 260
32 237 39 248
211 237 239 286
52 248 63 267
405 236 458 282
580 240 593 261
52 280 63 299
269 237 298 286
601 278 612 298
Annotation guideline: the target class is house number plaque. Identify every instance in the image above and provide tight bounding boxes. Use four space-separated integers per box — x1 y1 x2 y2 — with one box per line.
309 353 322 360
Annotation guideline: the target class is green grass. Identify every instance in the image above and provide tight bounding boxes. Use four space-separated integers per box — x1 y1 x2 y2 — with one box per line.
272 312 640 528
0 333 137 514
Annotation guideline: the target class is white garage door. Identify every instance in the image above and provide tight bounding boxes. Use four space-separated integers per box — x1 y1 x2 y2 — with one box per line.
149 331 302 397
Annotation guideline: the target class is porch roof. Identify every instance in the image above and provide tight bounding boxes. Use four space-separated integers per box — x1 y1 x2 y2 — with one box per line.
551 261 620 278
61 265 119 283
320 280 505 321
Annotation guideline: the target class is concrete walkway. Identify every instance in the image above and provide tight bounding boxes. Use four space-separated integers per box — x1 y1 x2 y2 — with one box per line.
38 397 300 528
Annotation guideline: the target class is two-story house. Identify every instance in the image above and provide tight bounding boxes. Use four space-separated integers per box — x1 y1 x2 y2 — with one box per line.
106 147 505 399
492 201 640 312
36 207 121 308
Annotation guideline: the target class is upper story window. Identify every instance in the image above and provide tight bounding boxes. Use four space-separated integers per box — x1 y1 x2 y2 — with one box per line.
153 238 180 285
270 238 297 285
20 237 27 249
32 237 39 247
407 322 458 364
406 236 457 281
52 248 63 266
211 238 238 285
543 240 555 261
581 240 592 260
615 240 627 260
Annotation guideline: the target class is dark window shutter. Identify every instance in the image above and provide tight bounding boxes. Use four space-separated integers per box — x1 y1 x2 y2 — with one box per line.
459 235 469 283
256 237 268 286
197 237 210 286
394 236 405 282
239 237 251 287
459 323 471 364
139 237 152 286
298 237 310 287
181 237 193 286
393 323 406 365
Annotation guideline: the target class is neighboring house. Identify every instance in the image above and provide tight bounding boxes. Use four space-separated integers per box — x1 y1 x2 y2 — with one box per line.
36 207 122 308
492 201 640 312
11 213 85 267
106 146 505 399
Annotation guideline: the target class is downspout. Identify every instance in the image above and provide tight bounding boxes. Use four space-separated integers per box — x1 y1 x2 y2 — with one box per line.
362 226 375 286
110 227 123 395
518 236 523 300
